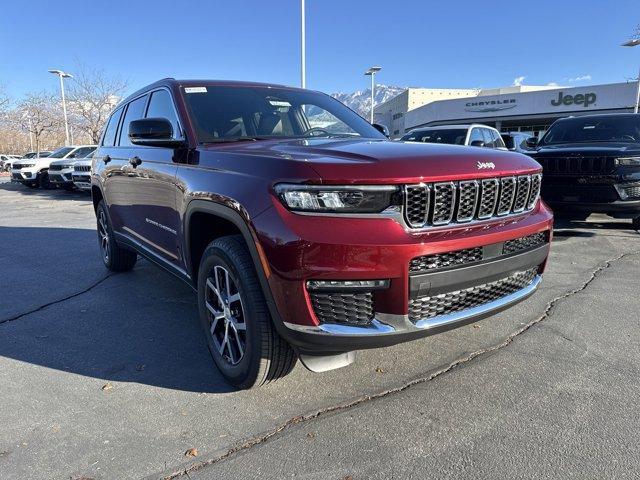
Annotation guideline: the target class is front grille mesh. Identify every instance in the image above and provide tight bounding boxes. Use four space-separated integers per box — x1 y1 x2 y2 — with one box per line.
408 268 538 321
502 232 547 255
536 156 615 174
404 173 541 228
310 292 373 326
49 164 63 171
410 247 483 273
74 165 91 172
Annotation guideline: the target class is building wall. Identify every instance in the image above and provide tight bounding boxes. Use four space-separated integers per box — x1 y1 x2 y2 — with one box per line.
374 88 479 137
405 82 640 136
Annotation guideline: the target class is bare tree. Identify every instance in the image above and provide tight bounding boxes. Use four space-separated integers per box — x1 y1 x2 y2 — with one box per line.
11 91 61 154
0 84 9 114
67 64 127 143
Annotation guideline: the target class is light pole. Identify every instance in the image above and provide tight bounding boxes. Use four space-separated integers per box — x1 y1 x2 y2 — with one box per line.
300 0 306 89
48 69 73 145
622 38 640 114
364 66 381 124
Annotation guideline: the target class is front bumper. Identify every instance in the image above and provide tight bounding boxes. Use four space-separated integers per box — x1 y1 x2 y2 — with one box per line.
11 169 38 182
49 169 74 185
254 200 553 354
72 173 92 190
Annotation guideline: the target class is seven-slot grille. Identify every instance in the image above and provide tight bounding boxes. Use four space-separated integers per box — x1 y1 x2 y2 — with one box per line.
49 164 64 171
404 173 541 228
536 156 615 175
74 164 91 172
408 268 538 321
310 292 374 326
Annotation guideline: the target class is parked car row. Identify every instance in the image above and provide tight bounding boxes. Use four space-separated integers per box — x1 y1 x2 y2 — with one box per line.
10 145 96 190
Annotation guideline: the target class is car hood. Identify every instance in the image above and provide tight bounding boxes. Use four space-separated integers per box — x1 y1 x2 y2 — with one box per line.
532 142 640 157
202 138 541 184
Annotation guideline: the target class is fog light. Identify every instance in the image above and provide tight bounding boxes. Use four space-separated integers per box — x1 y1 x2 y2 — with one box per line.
616 183 640 200
306 279 390 291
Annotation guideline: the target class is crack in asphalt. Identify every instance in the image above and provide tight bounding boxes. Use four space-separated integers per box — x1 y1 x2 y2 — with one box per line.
160 249 640 480
0 274 114 326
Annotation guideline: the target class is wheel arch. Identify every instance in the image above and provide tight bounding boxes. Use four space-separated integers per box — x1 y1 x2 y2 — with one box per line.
184 200 284 328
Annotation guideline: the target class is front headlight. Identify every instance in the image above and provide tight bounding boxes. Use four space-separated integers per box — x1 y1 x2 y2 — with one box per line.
615 157 640 166
274 184 399 213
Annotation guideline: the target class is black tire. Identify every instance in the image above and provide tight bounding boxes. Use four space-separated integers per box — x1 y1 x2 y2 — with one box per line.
26 182 38 189
63 184 75 191
37 171 53 189
633 217 640 231
197 235 296 389
96 200 137 272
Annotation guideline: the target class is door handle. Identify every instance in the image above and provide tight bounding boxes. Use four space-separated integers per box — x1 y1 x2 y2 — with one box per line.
102 155 111 164
129 156 142 167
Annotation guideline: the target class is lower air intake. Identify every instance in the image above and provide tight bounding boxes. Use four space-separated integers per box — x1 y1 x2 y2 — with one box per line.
408 268 538 321
310 292 374 326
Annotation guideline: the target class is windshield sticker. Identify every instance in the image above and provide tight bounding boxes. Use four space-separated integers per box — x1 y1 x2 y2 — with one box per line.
268 100 291 107
184 87 207 93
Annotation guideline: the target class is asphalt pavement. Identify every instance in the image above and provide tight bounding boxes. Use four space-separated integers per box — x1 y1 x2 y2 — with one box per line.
1 177 639 480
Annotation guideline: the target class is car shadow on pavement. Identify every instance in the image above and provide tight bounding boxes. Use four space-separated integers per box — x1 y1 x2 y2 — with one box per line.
0 225 236 394
0 180 91 199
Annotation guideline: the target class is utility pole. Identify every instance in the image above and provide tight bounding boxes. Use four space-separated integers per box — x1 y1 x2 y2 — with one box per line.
301 0 306 89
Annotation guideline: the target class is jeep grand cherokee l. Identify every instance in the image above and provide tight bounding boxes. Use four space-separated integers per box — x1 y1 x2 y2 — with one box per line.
91 79 553 389
12 145 95 189
528 113 640 228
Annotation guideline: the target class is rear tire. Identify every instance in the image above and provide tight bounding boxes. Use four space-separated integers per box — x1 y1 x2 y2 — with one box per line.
633 217 640 231
197 235 296 389
96 200 137 272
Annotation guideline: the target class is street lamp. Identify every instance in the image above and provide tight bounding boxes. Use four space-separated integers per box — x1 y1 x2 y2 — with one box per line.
621 39 640 114
300 0 306 89
364 66 382 124
48 69 73 145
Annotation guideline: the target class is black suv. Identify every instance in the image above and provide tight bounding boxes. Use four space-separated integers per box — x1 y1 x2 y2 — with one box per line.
529 113 640 228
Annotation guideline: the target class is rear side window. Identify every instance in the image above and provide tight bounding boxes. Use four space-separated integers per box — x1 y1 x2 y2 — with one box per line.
102 107 123 147
118 95 148 147
469 128 484 145
72 146 96 158
491 130 506 148
146 90 181 138
501 134 514 149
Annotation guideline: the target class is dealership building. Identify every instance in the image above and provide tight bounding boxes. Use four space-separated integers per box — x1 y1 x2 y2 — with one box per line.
374 82 640 139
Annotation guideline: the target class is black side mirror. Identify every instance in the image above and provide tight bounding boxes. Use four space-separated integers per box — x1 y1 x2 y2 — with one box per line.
372 123 390 138
469 140 485 148
129 118 185 148
526 137 538 148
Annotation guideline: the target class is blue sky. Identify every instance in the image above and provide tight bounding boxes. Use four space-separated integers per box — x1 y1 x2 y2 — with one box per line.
1 0 638 99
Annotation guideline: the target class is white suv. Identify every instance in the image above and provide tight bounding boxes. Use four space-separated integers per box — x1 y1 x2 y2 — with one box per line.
11 145 96 189
48 147 96 190
401 124 507 150
71 153 95 191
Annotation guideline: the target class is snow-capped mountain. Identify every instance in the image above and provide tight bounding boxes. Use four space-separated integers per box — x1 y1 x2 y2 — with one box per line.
332 85 406 118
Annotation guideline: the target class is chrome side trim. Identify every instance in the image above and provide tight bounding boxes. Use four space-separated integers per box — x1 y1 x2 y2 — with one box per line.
283 275 542 337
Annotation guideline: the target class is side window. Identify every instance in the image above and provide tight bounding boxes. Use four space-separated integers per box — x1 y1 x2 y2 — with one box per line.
469 128 484 145
146 90 181 138
102 107 123 147
73 147 96 158
118 95 148 147
491 130 506 148
481 129 495 148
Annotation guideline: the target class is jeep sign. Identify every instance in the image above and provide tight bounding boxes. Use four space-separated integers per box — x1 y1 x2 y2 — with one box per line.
551 91 597 108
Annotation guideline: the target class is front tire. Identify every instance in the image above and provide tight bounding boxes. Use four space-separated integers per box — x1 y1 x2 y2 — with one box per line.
37 171 53 189
96 200 137 272
197 235 296 389
633 216 640 231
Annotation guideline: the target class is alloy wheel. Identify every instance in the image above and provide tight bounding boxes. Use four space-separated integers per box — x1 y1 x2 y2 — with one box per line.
97 210 110 262
205 265 247 366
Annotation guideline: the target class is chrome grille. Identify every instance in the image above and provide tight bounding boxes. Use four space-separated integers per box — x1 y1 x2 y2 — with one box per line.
404 173 541 229
512 175 531 212
74 164 91 172
536 156 615 174
527 174 542 210
478 179 499 219
404 184 430 227
49 164 63 171
408 268 538 321
456 181 479 222
432 182 456 225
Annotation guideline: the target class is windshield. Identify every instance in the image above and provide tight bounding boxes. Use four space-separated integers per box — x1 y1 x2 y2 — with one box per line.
401 128 467 145
540 116 640 145
48 147 75 158
182 86 384 143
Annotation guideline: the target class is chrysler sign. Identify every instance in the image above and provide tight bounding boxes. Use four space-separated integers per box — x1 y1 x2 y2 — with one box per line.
464 98 517 112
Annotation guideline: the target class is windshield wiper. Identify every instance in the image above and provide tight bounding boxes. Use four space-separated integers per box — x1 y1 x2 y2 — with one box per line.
201 136 274 144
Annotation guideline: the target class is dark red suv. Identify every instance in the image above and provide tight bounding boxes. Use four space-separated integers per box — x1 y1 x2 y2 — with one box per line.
91 79 553 388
